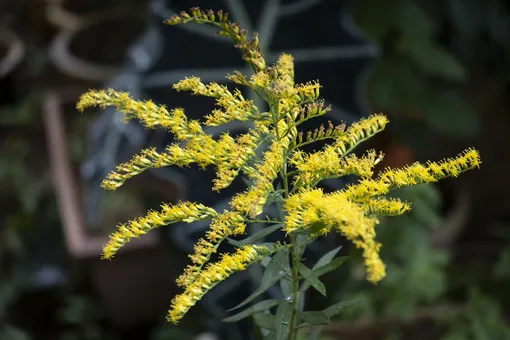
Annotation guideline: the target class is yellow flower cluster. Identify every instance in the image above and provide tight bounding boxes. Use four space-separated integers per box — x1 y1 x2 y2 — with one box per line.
165 8 266 71
177 211 246 287
173 77 264 126
285 189 386 283
333 114 389 157
344 148 481 202
276 54 295 88
290 114 388 187
168 245 270 324
291 149 383 188
286 147 480 283
77 89 207 141
213 129 262 191
77 8 482 324
102 202 218 259
231 122 294 217
77 89 266 191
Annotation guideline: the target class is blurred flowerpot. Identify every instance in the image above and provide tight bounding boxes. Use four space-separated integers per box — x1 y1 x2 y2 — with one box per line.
49 11 147 83
42 89 182 328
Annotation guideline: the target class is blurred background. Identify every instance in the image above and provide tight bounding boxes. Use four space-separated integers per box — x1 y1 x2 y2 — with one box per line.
0 0 509 339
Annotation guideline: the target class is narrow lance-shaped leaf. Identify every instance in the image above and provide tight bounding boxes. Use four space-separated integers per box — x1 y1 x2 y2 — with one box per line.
297 263 326 296
275 300 293 340
279 275 293 299
313 246 343 270
300 257 349 291
294 231 312 259
237 224 283 245
323 300 359 318
229 248 290 311
253 312 276 331
297 311 330 326
223 299 280 322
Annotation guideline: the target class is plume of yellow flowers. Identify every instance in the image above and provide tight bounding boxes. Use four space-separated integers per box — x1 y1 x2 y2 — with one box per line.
77 7 481 324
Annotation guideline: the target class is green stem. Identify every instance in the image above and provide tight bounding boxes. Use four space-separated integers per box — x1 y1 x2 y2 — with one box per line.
288 234 301 340
271 96 300 340
244 219 283 224
282 153 301 340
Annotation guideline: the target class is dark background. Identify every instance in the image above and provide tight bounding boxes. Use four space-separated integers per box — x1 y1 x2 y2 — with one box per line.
0 0 509 339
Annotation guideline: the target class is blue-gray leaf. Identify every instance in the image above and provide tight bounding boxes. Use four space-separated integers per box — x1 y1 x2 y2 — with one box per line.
275 300 293 340
237 224 283 245
253 312 276 331
297 263 326 297
223 299 280 322
298 311 330 325
229 248 290 311
313 246 343 270
323 300 358 318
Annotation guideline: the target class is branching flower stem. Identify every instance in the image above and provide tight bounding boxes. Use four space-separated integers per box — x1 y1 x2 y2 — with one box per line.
271 99 301 340
77 8 481 336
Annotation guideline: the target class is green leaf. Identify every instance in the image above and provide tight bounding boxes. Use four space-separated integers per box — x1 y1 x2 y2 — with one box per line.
367 59 428 112
395 2 436 38
236 224 283 245
297 311 330 325
315 257 349 277
416 183 442 209
279 276 293 298
352 0 401 42
297 263 326 296
230 248 290 311
300 257 348 291
323 300 359 318
226 237 242 247
313 246 342 270
0 325 32 340
422 90 478 137
399 38 467 82
227 238 277 251
411 195 441 228
294 232 311 259
275 301 293 340
223 299 280 322
253 313 276 331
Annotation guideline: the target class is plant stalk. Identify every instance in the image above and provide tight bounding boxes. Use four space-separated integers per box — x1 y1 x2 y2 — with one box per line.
282 151 300 340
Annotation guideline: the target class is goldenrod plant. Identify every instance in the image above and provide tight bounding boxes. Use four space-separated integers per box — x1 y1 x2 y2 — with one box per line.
77 8 481 339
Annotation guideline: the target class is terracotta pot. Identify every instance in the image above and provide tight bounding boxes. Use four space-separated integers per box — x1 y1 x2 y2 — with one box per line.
48 11 147 82
42 89 182 328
